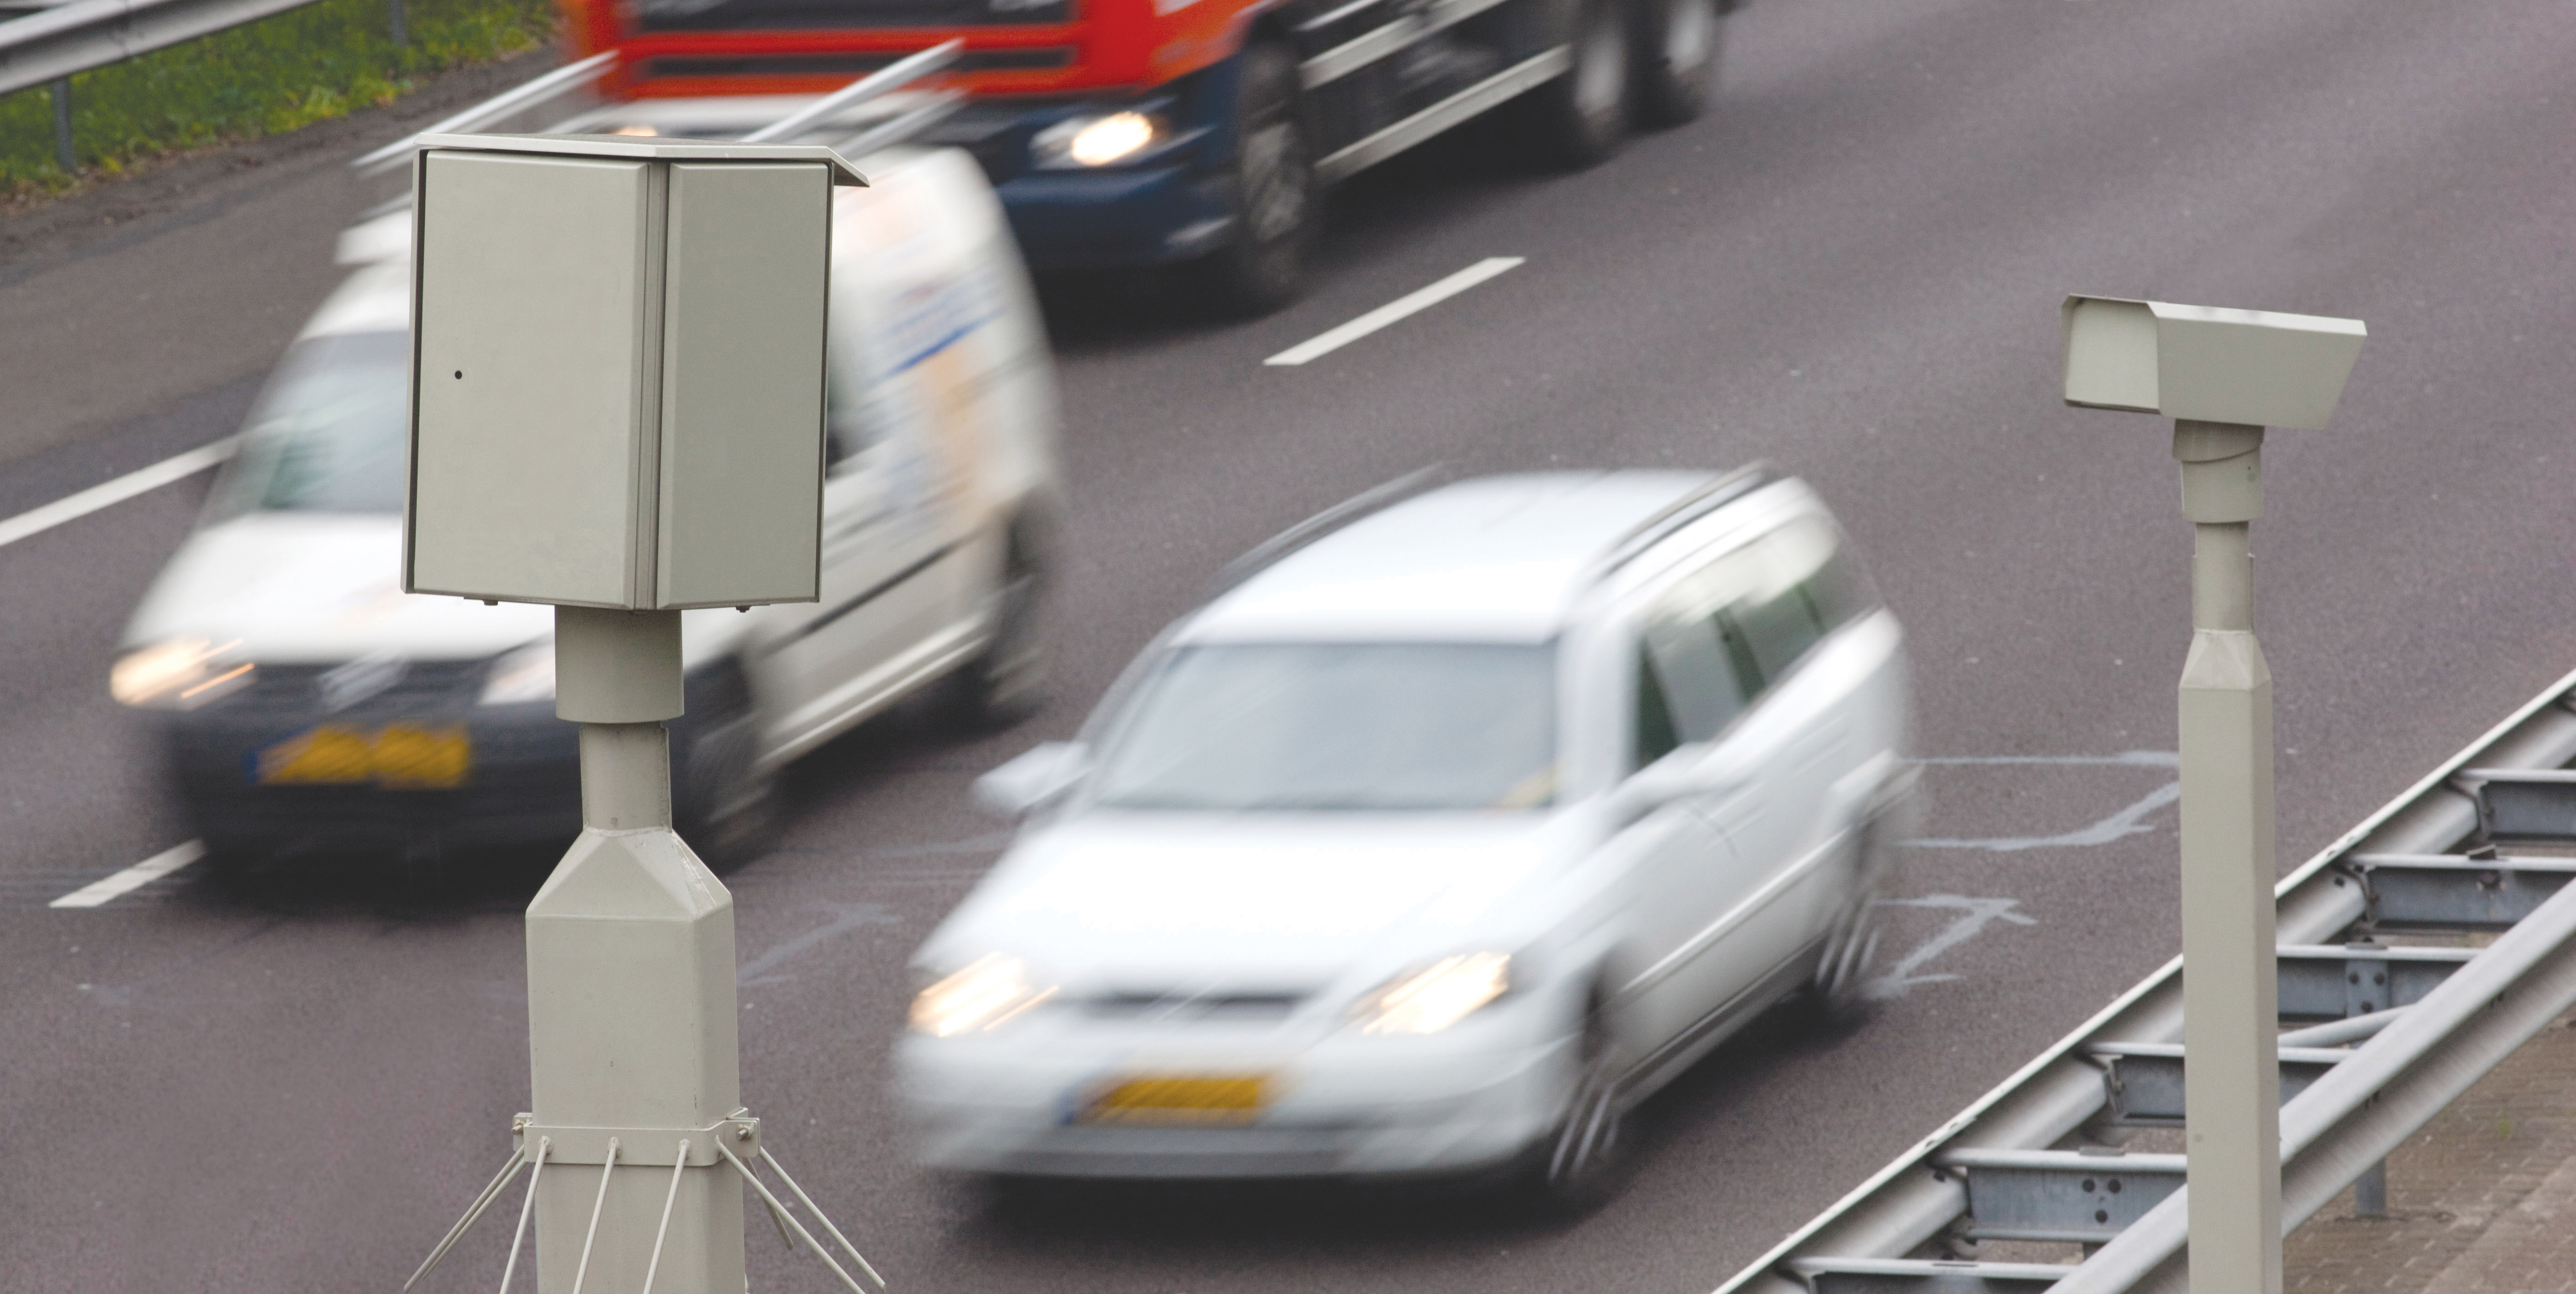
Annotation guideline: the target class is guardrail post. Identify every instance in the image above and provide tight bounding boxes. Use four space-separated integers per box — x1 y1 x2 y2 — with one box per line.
51 77 74 173
2350 1159 2388 1218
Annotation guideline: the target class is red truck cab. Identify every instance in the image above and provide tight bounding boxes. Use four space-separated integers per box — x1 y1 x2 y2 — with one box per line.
559 0 1724 312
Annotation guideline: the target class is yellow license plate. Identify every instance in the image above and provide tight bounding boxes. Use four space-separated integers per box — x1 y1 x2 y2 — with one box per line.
256 724 473 790
1079 1075 1270 1127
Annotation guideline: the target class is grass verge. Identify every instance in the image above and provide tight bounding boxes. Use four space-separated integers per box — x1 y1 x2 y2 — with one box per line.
2 0 555 197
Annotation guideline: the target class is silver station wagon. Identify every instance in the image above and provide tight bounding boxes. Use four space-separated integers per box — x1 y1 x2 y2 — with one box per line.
899 468 1915 1211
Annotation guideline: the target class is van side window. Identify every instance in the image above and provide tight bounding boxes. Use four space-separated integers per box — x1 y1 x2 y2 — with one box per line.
1661 515 1877 707
1634 647 1683 770
1642 607 1744 743
1633 576 1754 770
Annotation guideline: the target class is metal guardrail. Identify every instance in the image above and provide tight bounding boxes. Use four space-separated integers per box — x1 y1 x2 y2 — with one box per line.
1 0 398 170
1718 663 2576 1294
347 48 614 175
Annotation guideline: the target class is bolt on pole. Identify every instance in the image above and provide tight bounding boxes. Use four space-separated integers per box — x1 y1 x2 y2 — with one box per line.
2062 295 2365 1294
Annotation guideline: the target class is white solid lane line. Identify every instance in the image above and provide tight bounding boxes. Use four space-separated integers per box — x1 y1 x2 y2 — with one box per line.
0 437 237 552
1263 257 1525 367
50 841 207 909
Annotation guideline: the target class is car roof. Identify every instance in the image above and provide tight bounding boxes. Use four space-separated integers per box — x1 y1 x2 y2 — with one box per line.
1180 471 1727 643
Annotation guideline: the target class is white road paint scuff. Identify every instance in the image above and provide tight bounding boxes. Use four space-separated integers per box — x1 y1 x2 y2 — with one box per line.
1909 780 2181 852
1865 895 2037 1000
50 841 206 909
0 438 237 552
1906 751 2182 851
1263 257 1524 366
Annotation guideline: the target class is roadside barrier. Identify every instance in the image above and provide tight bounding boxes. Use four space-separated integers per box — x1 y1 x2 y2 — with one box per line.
2 0 405 170
1720 664 2576 1294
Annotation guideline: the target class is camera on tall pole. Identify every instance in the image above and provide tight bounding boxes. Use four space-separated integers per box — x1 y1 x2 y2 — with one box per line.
2061 296 2366 1294
397 134 883 1294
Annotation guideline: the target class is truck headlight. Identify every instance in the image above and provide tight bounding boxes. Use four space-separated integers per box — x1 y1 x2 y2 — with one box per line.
910 955 1056 1036
1033 111 1165 168
111 638 252 709
478 640 555 706
1351 954 1511 1035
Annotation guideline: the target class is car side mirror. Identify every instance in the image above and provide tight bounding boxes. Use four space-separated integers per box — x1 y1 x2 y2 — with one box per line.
973 741 1091 817
1609 743 1749 823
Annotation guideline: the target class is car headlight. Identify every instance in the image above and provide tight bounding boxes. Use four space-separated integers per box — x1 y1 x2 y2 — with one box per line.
1350 953 1511 1035
910 955 1057 1036
111 638 252 709
1032 111 1166 168
478 640 555 706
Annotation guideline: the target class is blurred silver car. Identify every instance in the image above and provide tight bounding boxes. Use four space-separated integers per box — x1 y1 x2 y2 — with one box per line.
897 468 1915 1210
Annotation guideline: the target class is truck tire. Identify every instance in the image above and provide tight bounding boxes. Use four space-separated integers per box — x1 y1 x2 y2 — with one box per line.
1510 0 1630 170
1632 0 1721 128
1194 42 1316 317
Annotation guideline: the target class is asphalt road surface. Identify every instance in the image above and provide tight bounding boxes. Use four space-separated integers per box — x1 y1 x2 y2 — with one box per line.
7 1 2576 1290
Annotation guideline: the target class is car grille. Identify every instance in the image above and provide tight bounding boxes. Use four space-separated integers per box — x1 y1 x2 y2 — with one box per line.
231 659 489 720
1081 991 1307 1022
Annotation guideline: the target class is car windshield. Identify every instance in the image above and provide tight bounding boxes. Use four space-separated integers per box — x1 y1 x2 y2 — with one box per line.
1088 642 1559 813
210 330 409 517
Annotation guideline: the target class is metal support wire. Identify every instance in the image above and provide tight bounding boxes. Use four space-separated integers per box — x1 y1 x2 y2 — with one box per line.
716 1142 877 1294
568 1137 619 1294
405 1147 530 1290
639 1140 689 1294
496 1137 551 1294
760 1147 887 1288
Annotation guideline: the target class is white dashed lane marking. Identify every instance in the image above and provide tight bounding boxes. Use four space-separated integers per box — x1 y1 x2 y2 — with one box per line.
50 841 206 909
1264 257 1524 366
0 439 236 552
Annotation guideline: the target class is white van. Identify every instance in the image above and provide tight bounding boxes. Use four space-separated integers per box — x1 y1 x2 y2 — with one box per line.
109 145 1062 869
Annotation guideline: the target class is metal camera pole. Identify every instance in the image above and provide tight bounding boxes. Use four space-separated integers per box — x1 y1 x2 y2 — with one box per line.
399 134 884 1294
2173 414 2280 1293
2063 296 2365 1294
526 606 745 1293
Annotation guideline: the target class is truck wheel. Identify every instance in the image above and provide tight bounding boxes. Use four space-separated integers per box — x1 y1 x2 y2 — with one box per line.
1632 0 1721 128
1194 42 1316 317
1510 991 1635 1218
1512 0 1630 170
673 660 780 872
938 519 1051 732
